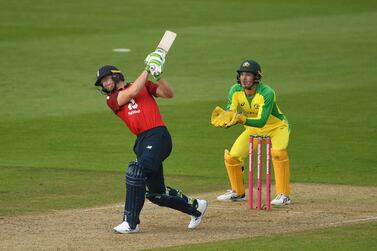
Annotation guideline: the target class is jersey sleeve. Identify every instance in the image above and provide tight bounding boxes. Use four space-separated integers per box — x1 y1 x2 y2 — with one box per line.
244 89 275 128
226 84 240 111
106 92 121 113
145 80 158 97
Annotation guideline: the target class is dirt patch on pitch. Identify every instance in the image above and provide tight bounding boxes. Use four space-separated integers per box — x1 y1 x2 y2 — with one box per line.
1 183 377 251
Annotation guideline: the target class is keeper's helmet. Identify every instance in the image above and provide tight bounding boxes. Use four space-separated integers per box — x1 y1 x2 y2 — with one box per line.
236 60 262 83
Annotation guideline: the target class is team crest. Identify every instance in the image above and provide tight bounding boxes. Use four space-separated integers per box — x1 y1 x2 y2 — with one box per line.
254 104 260 109
242 61 250 67
240 102 245 106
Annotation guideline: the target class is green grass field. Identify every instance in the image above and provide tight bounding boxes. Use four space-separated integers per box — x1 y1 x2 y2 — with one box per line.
1 0 376 250
151 222 377 251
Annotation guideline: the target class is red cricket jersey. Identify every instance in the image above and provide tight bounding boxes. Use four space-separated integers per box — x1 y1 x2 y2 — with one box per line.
106 81 165 135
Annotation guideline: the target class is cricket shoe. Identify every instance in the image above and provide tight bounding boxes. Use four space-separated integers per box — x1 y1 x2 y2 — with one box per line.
113 221 140 234
188 199 208 229
216 190 246 201
271 193 292 206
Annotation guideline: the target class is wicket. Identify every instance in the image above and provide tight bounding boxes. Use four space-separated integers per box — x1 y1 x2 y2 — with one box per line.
248 135 271 210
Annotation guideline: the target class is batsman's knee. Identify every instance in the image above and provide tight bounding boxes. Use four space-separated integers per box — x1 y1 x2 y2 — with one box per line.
137 156 162 176
126 161 145 187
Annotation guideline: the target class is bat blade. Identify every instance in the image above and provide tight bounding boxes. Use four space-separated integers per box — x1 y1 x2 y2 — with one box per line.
157 30 177 53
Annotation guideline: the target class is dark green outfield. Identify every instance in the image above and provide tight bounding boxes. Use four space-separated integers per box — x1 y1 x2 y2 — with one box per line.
150 222 377 251
0 0 376 249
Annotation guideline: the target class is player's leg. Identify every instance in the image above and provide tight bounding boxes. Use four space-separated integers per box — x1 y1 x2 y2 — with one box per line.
145 161 200 217
146 173 207 229
145 162 199 214
114 127 168 234
217 128 257 201
269 125 291 205
146 175 202 218
143 127 207 228
113 161 144 234
146 184 208 229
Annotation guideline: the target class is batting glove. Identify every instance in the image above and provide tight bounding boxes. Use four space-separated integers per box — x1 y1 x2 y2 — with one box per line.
144 50 165 81
144 49 166 66
148 63 163 80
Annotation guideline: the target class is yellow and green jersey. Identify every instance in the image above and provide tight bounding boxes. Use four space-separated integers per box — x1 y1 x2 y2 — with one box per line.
226 82 289 128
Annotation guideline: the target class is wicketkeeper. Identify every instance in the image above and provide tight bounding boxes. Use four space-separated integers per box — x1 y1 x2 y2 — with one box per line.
94 50 208 234
211 59 292 206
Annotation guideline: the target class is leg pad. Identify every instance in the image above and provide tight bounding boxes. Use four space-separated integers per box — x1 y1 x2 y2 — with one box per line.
125 161 146 228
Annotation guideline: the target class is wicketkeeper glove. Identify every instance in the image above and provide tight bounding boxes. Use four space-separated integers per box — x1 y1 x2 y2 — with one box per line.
210 106 234 127
210 106 246 128
222 111 246 128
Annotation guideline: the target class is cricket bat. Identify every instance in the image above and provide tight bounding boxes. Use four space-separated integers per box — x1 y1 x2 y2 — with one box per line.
156 30 177 53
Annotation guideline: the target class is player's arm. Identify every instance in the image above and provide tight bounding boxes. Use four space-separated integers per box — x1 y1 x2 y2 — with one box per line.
155 79 174 99
117 70 149 106
117 49 165 106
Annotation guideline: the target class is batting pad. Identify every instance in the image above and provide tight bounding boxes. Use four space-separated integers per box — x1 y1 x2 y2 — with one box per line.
125 162 146 229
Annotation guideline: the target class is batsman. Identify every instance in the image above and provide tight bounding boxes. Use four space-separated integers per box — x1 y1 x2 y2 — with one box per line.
211 59 292 206
94 46 208 233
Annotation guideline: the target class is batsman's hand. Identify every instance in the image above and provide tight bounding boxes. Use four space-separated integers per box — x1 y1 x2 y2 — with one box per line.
144 50 165 81
144 49 166 66
148 63 163 81
153 48 166 61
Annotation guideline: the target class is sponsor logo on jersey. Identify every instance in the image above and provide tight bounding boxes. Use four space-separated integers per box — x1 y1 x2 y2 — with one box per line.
128 99 138 110
127 99 141 115
128 110 141 115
